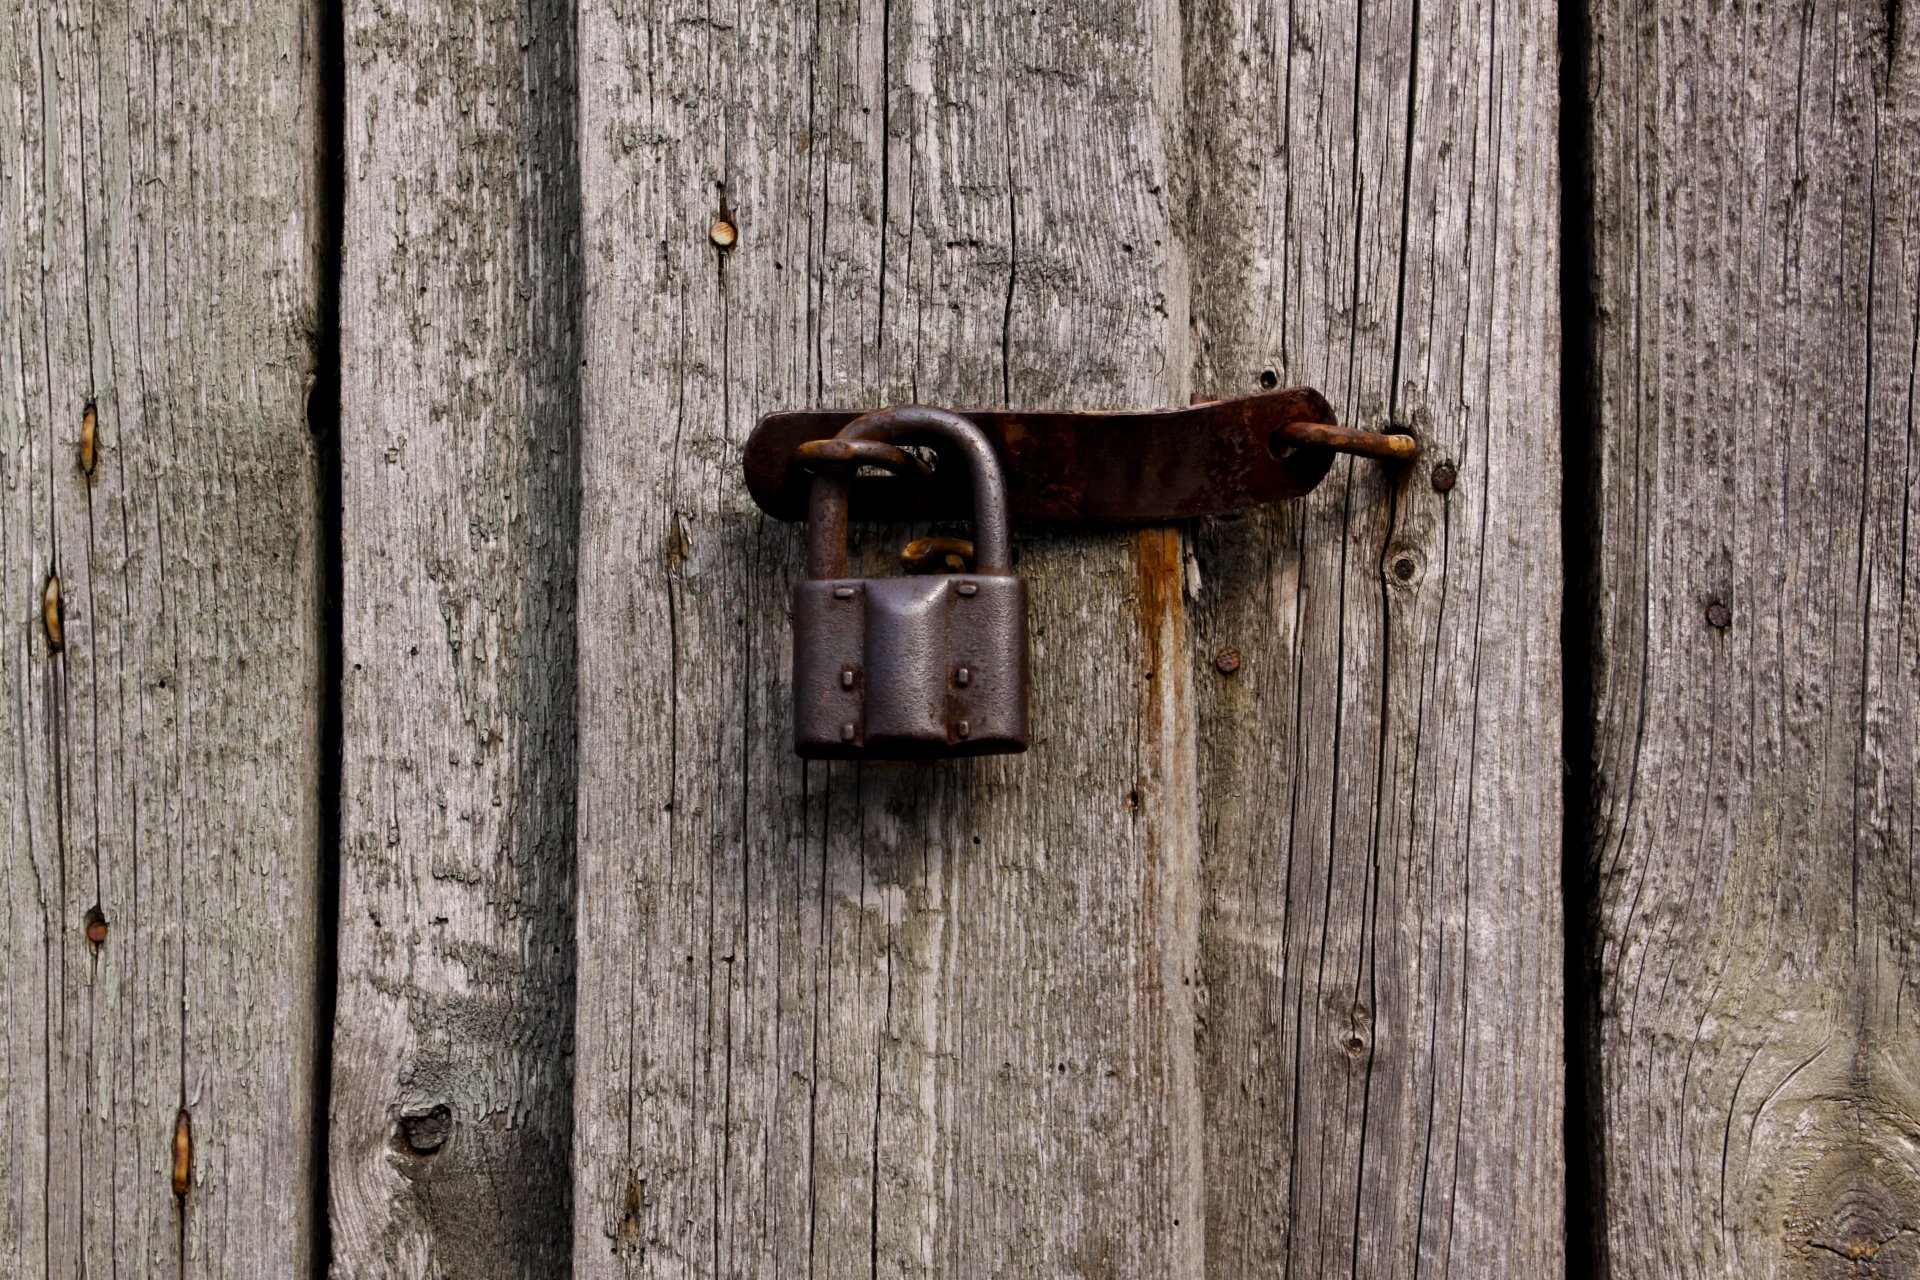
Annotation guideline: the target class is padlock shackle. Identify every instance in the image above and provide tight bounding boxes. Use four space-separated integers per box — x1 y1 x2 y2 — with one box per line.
805 406 1013 578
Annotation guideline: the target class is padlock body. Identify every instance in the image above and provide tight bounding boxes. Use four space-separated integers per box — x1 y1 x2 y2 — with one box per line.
793 574 1029 759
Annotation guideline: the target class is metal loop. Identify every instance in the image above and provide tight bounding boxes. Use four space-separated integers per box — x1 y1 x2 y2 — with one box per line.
805 407 1012 578
900 536 975 574
793 438 933 480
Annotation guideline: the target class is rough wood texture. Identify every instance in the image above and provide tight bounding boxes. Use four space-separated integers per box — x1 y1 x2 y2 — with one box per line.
1581 2 1920 1273
1183 0 1567 1272
570 0 1213 1272
329 0 580 1273
0 1 324 1274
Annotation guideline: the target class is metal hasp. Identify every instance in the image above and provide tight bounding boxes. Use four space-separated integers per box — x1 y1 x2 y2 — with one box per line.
744 385 1417 524
792 406 1030 760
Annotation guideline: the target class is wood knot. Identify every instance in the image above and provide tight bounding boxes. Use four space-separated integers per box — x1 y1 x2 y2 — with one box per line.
395 1103 453 1157
1784 1146 1920 1277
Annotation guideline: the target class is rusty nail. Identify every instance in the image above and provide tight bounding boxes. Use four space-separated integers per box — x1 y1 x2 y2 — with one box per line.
1706 602 1731 630
172 1109 192 1199
85 907 108 946
709 219 737 250
79 403 98 479
1214 647 1241 675
956 719 971 739
1431 461 1457 493
43 575 63 652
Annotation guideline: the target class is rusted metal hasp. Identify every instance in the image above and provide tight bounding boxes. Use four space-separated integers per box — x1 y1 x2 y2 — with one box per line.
743 386 1415 524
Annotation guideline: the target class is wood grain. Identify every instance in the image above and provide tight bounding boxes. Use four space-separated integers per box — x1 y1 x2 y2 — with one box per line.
328 0 580 1272
1579 2 1920 1273
1182 0 1568 1272
0 0 325 1273
569 0 1211 1272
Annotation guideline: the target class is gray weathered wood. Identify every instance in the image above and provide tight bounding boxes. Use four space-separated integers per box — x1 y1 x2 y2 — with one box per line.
0 1 324 1274
1183 0 1567 1271
1580 2 1920 1273
328 0 580 1273
570 0 1212 1273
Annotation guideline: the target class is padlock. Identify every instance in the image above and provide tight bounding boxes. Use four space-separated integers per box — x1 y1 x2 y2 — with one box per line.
792 406 1030 759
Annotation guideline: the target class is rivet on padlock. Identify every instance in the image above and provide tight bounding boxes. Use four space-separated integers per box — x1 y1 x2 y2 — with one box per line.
790 406 1030 760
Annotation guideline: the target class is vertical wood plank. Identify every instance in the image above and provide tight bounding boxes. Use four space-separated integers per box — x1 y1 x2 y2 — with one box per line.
1184 0 1567 1270
329 0 580 1272
0 0 325 1274
570 0 1207 1273
1580 3 1920 1273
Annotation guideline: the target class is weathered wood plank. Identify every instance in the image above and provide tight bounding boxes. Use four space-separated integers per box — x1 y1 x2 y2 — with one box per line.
328 0 580 1273
570 0 1208 1273
0 1 325 1274
1580 2 1920 1273
1183 0 1567 1271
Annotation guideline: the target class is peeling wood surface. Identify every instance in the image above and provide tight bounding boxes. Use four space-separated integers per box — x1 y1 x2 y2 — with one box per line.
1579 3 1920 1275
1183 0 1567 1272
0 0 324 1274
568 0 1212 1273
328 0 581 1273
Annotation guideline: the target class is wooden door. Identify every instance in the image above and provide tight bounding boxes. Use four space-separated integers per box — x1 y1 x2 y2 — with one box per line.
1575 3 1920 1273
9 2 1917 1274
563 0 1565 1273
1 2 325 1274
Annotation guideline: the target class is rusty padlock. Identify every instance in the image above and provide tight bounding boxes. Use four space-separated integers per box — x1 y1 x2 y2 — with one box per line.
792 406 1030 759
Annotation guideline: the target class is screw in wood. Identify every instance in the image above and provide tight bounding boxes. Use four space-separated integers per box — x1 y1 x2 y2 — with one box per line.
1431 461 1458 492
1705 602 1731 630
1214 647 1242 675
